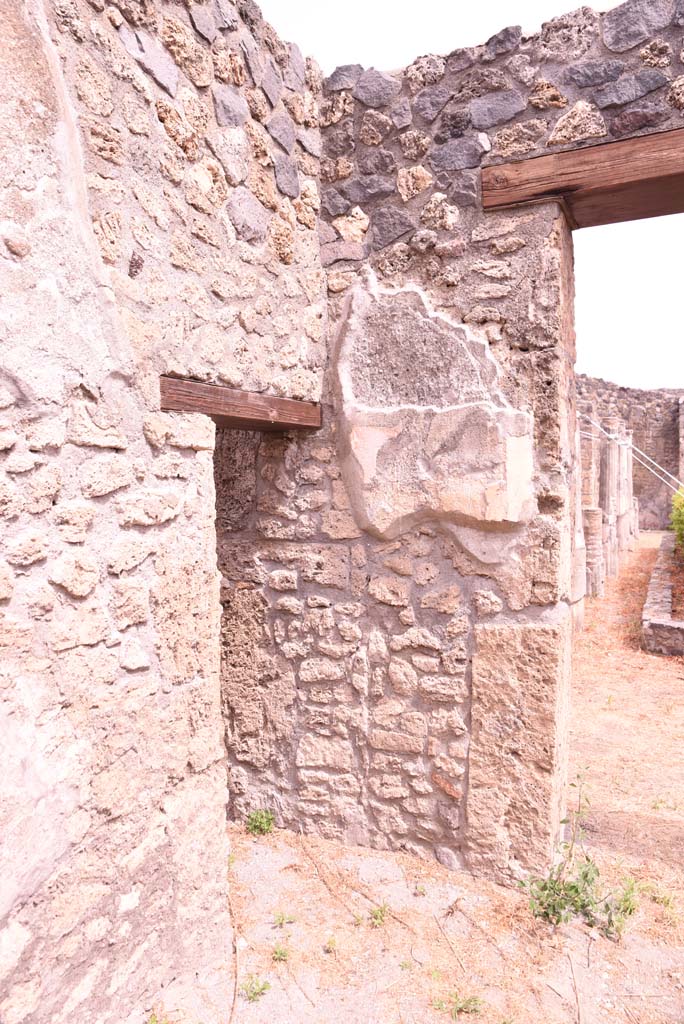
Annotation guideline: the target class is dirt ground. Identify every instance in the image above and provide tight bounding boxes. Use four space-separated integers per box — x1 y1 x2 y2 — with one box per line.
187 535 684 1024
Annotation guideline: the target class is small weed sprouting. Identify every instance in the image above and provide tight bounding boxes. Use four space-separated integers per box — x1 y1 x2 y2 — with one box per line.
369 903 389 928
273 911 294 928
414 883 427 897
433 993 482 1017
352 913 364 927
246 809 275 836
240 975 270 1002
522 778 638 940
323 936 337 954
399 960 412 971
671 488 684 551
272 943 289 962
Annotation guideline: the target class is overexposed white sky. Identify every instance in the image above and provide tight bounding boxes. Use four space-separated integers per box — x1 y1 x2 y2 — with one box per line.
259 0 682 390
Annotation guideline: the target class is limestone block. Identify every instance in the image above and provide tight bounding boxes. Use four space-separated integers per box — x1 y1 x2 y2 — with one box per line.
80 455 134 498
368 575 410 607
6 530 47 567
49 553 99 598
334 277 536 540
67 402 127 450
49 602 110 652
55 502 95 544
111 579 150 629
547 100 607 145
296 734 354 769
0 561 14 602
116 490 181 527
467 614 572 879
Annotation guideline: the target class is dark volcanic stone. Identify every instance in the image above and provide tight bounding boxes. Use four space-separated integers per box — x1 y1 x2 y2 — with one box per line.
372 207 415 249
610 99 671 135
483 25 522 61
212 84 249 127
226 187 271 243
469 89 526 129
297 127 321 158
413 84 454 122
390 97 413 128
284 43 306 92
602 0 675 53
565 59 626 88
593 69 669 108
189 4 217 42
341 175 395 204
118 24 179 97
325 64 364 92
267 112 296 153
261 59 283 108
357 147 397 175
321 189 351 217
214 0 238 31
430 136 486 172
676 0 684 25
434 106 471 144
326 120 355 158
274 155 300 198
321 240 368 266
353 68 402 108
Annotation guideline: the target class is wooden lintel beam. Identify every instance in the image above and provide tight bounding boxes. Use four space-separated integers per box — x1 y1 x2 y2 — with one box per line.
159 376 322 432
481 126 684 229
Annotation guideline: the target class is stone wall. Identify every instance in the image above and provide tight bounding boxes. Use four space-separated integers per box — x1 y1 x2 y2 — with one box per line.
0 1 323 1022
4 0 684 1021
578 375 684 528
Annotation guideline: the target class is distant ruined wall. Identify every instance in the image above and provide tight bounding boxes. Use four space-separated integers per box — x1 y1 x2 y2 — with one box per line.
0 1 323 1022
3 0 684 1022
578 375 684 527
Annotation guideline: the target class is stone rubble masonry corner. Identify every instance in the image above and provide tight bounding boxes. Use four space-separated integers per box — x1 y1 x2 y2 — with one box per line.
467 610 572 880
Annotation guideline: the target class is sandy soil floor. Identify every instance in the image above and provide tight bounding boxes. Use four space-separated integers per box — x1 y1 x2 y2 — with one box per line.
180 535 684 1024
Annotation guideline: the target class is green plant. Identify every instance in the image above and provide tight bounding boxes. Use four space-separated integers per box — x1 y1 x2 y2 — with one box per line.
323 936 337 954
273 911 294 928
671 489 684 551
414 883 427 897
240 975 270 1002
272 943 289 962
246 809 275 836
522 779 638 940
369 902 389 927
433 993 482 1017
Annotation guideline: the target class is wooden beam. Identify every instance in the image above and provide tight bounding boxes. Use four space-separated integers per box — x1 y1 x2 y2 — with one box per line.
159 376 322 432
481 126 684 229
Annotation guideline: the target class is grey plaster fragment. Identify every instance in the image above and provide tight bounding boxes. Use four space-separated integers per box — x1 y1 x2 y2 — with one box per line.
212 84 249 127
274 155 300 198
483 25 522 60
390 96 413 128
341 175 395 204
225 186 271 242
372 207 415 249
469 90 526 129
261 59 283 107
565 59 626 87
593 69 669 108
602 0 675 52
321 240 368 265
297 127 321 157
353 68 402 108
413 84 454 122
118 24 178 97
430 136 486 172
267 112 296 153
189 4 217 43
322 189 351 217
325 64 364 92
284 43 306 92
214 0 238 31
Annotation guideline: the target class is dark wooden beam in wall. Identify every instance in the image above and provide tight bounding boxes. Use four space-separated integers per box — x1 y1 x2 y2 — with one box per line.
159 376 322 432
481 126 684 229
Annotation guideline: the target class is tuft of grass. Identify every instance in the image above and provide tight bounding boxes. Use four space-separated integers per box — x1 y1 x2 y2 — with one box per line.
434 993 482 1017
522 777 638 940
323 936 337 954
671 488 684 551
246 809 275 836
414 883 427 897
369 902 390 928
273 911 294 928
272 943 289 962
240 975 270 1002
